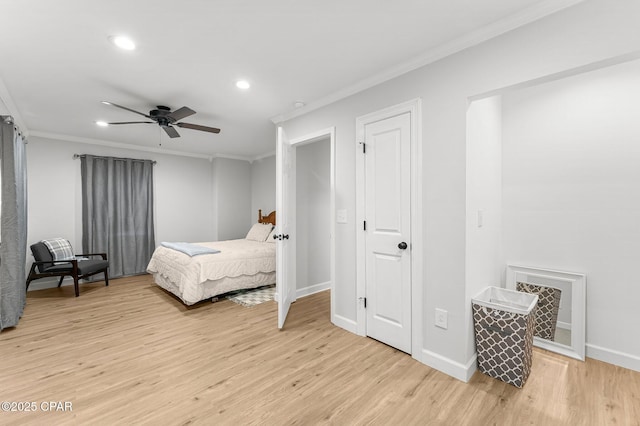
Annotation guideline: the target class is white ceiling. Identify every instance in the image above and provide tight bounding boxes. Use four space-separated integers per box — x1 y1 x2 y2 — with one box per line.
0 0 580 160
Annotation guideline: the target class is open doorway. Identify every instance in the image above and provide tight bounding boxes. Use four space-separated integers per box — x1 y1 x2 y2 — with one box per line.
296 137 331 299
276 127 335 326
465 55 640 370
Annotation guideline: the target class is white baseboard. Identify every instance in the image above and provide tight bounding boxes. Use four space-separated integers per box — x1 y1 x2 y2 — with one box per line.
587 344 640 373
27 278 63 291
296 281 330 299
420 349 477 382
418 344 640 383
332 313 358 334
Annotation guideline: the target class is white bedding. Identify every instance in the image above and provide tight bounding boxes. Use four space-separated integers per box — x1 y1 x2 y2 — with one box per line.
146 239 276 305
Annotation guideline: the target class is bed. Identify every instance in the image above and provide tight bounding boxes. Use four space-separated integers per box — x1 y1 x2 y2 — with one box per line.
147 210 277 305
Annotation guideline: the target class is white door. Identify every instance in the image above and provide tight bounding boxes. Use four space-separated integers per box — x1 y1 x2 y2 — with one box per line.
276 126 296 329
364 112 412 353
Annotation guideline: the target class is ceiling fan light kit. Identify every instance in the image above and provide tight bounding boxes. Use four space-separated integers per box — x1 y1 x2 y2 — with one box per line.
100 102 221 138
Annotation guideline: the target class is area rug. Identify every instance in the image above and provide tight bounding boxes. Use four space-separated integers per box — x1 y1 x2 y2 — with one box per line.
225 285 275 307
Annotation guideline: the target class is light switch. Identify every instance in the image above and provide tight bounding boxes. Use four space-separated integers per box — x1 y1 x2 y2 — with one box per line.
336 209 347 224
435 308 448 329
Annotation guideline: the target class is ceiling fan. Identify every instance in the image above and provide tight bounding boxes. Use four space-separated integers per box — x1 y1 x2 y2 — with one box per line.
101 101 221 138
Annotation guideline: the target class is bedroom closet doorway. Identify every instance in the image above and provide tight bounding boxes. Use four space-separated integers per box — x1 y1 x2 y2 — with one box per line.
276 127 335 329
355 99 422 355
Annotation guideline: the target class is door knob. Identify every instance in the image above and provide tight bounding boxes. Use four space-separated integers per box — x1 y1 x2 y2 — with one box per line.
283 234 289 240
398 241 408 250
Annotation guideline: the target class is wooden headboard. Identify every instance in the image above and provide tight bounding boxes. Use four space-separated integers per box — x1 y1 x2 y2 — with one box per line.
258 209 276 226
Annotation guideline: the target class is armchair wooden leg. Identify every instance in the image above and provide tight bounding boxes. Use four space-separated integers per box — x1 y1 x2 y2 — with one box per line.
25 265 38 290
73 276 80 297
58 277 65 287
104 269 109 287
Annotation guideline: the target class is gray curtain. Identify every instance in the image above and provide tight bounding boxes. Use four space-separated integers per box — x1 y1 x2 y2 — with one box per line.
80 155 155 278
0 117 28 331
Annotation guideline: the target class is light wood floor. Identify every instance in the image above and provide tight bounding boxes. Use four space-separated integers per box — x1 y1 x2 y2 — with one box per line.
1 275 639 426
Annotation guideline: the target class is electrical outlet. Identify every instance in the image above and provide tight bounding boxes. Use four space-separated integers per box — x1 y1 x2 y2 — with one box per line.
435 308 448 329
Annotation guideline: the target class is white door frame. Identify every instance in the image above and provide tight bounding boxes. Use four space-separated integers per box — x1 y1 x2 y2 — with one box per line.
289 127 336 323
355 99 423 357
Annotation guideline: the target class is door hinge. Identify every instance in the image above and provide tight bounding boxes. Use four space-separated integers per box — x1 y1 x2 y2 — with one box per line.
359 141 366 154
363 220 367 231
364 297 367 308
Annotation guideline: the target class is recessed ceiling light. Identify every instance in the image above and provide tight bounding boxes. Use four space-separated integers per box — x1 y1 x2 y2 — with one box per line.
95 121 109 127
108 35 136 50
236 80 250 90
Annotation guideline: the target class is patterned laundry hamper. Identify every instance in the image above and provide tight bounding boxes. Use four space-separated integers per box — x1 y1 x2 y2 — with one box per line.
516 282 561 341
472 287 539 388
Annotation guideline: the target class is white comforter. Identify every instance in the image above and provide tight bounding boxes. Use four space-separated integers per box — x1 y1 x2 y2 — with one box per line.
146 239 276 289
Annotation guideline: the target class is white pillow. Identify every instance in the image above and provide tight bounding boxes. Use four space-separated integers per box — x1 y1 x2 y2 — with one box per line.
246 223 273 242
267 228 276 243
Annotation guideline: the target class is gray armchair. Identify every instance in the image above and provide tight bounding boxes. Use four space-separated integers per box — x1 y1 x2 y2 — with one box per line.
26 242 109 297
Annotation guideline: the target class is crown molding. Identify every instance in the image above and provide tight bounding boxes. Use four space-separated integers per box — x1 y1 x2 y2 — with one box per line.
213 153 254 163
28 131 216 161
271 0 585 124
251 150 276 163
26 130 266 164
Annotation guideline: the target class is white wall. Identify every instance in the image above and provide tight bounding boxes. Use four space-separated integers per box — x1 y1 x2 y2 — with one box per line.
281 0 640 378
251 155 276 217
213 157 252 240
26 136 216 289
296 138 330 293
465 96 502 360
502 59 640 366
155 155 214 244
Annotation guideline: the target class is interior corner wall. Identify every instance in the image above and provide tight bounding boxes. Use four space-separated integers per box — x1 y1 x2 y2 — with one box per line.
26 136 215 290
296 138 330 293
251 155 276 217
279 0 640 378
502 59 640 369
211 157 218 241
213 157 252 240
465 96 502 361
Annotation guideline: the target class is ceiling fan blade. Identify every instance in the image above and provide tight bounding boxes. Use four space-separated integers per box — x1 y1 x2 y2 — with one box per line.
176 122 221 134
167 106 196 121
107 121 154 125
162 125 180 138
102 101 151 118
